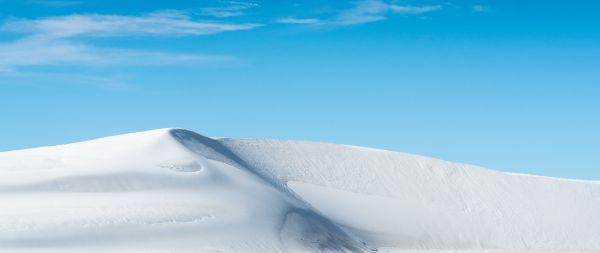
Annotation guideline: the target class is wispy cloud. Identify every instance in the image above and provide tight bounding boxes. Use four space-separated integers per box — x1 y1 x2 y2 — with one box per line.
471 5 489 13
333 0 389 25
0 37 234 71
198 1 259 18
280 0 442 27
276 18 320 24
334 0 442 25
0 9 257 72
389 5 443 14
2 10 262 38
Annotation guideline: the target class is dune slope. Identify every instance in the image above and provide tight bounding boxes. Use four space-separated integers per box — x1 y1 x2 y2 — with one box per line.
0 128 599 253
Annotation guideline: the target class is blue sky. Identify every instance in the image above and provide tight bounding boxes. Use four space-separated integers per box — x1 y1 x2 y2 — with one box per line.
1 0 599 180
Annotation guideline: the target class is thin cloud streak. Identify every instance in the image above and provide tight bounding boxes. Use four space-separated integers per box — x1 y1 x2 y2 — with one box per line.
198 1 259 18
281 0 442 27
276 18 320 24
0 37 235 71
1 10 262 38
390 5 442 14
334 0 442 26
472 5 489 12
